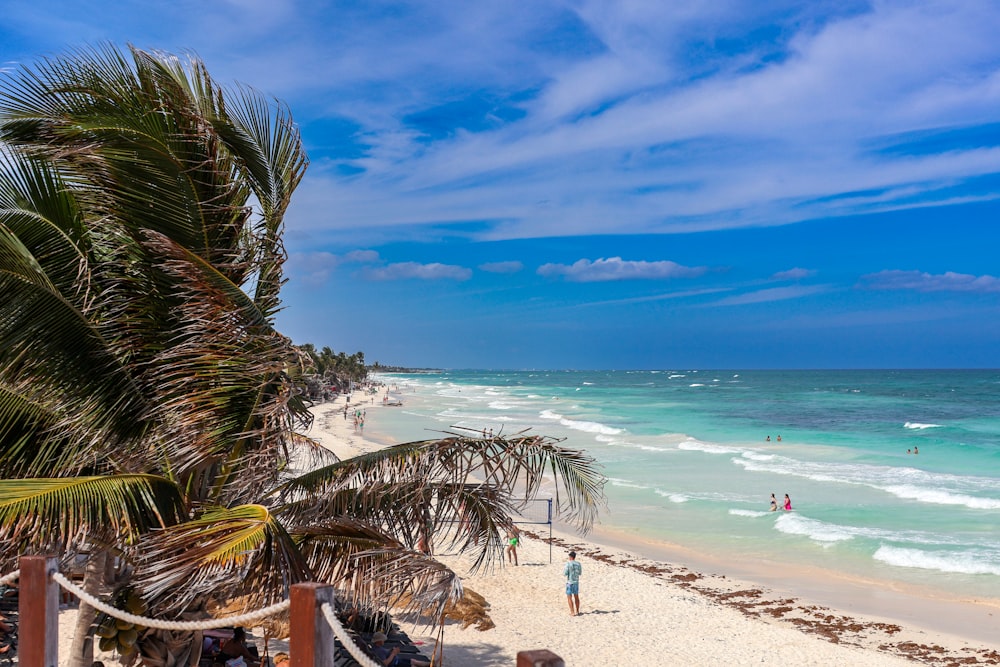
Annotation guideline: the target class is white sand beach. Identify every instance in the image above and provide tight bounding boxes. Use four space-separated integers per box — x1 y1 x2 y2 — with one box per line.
305 396 1000 666
53 394 1000 666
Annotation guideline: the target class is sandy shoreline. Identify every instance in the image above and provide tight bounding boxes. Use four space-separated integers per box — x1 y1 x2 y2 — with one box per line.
303 395 1000 666
54 393 1000 666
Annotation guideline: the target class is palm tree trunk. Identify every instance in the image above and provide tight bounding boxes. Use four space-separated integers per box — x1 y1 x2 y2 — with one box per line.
68 550 108 667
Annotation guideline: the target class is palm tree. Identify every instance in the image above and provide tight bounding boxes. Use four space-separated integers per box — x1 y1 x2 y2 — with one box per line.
0 44 605 666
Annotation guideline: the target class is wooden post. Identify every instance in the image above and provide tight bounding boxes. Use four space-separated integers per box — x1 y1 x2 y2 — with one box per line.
18 555 59 667
289 582 336 667
516 649 565 667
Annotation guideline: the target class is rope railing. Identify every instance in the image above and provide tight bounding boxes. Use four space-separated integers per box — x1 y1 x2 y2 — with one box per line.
8 566 461 667
51 572 290 631
319 602 382 667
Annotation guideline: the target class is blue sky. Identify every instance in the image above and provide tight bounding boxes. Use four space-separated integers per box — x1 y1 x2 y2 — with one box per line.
3 1 999 369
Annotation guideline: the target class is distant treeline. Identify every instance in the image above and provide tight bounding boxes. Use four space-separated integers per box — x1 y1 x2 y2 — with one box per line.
295 344 440 394
369 363 443 373
296 343 367 393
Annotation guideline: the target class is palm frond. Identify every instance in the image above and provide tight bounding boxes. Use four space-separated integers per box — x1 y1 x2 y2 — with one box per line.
0 384 78 477
131 504 310 614
0 475 185 565
279 478 517 574
295 519 462 621
285 432 606 531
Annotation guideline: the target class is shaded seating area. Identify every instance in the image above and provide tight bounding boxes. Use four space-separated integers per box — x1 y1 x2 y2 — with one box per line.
332 607 432 667
199 627 262 667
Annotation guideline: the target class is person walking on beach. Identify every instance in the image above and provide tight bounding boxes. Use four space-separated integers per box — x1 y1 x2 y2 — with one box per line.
564 551 582 616
783 494 792 511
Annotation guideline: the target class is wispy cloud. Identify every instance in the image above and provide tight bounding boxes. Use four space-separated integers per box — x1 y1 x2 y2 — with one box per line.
711 284 832 306
479 260 523 273
287 249 379 285
574 287 733 308
360 262 472 281
273 1 1000 243
860 270 1000 293
771 267 817 281
10 2 1000 246
344 249 381 263
537 257 706 282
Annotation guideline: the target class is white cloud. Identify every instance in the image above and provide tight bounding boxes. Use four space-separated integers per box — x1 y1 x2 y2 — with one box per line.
771 267 817 281
344 249 381 263
286 249 381 285
479 260 524 273
12 1 1000 245
287 251 340 286
281 0 1000 243
860 270 1000 293
537 257 706 282
360 262 472 281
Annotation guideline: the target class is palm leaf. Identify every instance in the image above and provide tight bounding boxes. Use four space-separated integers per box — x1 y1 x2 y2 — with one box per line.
0 475 185 564
295 519 462 620
286 432 606 531
131 504 311 613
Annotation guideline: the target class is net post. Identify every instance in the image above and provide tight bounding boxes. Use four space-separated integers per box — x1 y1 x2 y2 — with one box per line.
290 582 336 667
548 499 553 564
19 555 59 667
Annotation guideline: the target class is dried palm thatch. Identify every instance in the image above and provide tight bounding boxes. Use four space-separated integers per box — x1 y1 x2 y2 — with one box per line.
395 586 495 631
443 587 495 631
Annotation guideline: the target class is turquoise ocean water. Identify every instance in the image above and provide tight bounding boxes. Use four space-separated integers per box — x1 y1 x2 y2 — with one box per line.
364 369 1000 601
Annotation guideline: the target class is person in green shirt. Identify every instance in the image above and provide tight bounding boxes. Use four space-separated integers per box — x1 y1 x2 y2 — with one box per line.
564 551 582 616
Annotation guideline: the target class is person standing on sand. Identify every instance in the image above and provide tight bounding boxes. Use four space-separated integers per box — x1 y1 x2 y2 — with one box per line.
564 551 582 616
506 527 520 565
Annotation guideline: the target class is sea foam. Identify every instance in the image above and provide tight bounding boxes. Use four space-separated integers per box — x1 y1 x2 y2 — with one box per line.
655 490 689 503
539 409 623 435
873 546 1000 576
904 422 942 429
677 439 741 455
881 484 1000 510
774 513 854 543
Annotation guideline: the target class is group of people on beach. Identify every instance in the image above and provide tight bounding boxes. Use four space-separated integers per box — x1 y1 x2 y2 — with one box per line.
769 493 792 511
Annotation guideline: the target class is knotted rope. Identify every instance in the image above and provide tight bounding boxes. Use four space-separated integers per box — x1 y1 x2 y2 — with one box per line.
51 573 289 631
7 569 398 666
319 602 382 667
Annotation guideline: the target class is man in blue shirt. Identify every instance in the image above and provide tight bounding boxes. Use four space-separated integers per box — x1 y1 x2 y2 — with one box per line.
564 551 582 616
